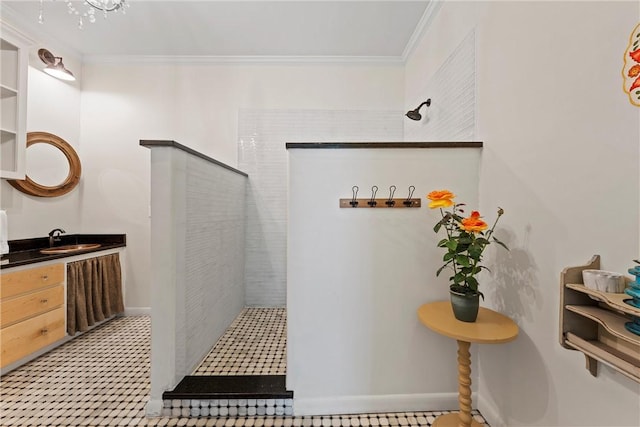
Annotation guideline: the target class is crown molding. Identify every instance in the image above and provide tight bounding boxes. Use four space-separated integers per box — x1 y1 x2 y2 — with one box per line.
81 54 406 65
401 0 444 62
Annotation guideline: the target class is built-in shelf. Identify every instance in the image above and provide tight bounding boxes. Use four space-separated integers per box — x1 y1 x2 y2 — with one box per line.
560 255 640 383
0 25 28 180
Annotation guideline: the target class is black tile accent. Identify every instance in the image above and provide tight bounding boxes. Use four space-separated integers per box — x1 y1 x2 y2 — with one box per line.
285 142 483 149
163 375 293 400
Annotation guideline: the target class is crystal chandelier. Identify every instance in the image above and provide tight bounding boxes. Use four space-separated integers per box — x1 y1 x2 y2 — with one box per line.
39 0 130 29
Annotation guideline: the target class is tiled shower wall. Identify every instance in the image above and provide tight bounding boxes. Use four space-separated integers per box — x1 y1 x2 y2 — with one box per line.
147 143 248 411
405 29 476 141
238 110 403 306
184 154 247 371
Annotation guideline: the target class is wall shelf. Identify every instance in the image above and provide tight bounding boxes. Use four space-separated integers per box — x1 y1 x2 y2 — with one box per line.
0 24 29 180
560 255 640 383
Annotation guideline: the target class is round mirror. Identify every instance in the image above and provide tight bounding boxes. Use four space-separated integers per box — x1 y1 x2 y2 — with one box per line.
8 132 81 197
26 142 71 186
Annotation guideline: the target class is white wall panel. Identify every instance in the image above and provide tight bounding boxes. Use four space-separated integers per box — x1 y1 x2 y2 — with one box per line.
287 147 481 412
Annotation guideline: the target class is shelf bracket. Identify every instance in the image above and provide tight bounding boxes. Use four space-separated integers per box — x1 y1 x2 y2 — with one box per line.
584 354 598 377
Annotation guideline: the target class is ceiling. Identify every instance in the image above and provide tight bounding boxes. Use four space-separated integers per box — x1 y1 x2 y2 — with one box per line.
1 1 431 60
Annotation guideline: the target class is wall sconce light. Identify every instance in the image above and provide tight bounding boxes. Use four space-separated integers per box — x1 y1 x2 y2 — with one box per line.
405 99 431 121
38 48 76 81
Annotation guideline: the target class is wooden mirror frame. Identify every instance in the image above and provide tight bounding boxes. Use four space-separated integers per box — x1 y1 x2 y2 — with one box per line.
8 131 81 197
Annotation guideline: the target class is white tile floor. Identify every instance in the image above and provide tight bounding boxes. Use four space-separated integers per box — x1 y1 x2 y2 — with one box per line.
193 308 286 375
0 315 489 427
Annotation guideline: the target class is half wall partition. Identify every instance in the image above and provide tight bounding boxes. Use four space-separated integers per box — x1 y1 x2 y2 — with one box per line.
142 140 248 416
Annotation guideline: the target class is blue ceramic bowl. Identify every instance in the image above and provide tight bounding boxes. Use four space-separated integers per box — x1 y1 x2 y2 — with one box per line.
625 322 640 336
625 287 640 298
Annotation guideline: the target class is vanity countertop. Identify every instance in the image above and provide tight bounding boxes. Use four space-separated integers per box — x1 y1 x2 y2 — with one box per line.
0 234 126 269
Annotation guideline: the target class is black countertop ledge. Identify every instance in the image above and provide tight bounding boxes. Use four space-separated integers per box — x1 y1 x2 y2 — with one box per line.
1 234 126 269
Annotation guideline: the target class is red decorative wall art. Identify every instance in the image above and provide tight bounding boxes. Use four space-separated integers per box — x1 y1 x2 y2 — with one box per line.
623 23 640 106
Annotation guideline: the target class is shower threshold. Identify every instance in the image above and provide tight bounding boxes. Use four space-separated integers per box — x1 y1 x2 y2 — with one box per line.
161 375 293 417
160 308 292 417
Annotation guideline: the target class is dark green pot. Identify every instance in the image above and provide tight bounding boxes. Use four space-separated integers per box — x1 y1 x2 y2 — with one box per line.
450 289 480 322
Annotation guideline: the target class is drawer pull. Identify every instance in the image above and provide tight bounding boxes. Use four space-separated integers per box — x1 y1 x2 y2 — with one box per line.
40 299 49 304
41 275 48 281
40 328 48 335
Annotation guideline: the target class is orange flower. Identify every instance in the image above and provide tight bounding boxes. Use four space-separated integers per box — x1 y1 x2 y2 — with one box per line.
460 211 488 233
629 64 640 78
427 190 455 209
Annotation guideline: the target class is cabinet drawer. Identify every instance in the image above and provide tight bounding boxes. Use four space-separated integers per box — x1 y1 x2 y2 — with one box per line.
0 306 65 368
1 285 64 327
0 264 64 299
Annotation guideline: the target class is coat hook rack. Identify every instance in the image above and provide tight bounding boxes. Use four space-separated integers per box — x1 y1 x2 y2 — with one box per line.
403 185 416 207
385 185 396 207
350 186 359 207
368 186 378 207
340 184 421 209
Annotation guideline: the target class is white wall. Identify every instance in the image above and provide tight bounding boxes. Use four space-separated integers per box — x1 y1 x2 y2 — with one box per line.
287 147 482 415
0 36 83 238
405 2 640 426
80 62 404 308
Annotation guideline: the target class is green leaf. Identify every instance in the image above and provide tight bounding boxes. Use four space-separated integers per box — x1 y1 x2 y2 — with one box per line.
437 238 448 247
443 252 455 261
455 255 470 267
468 246 483 259
445 239 458 251
466 276 479 290
493 236 510 251
436 262 451 277
458 237 472 245
475 238 489 246
433 222 442 233
454 272 465 284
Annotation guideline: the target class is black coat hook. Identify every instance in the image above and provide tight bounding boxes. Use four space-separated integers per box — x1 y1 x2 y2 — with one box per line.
403 185 416 206
386 185 396 206
350 186 359 207
368 185 378 207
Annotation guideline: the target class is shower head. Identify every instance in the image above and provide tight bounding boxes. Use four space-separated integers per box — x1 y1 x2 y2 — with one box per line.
405 99 431 121
406 109 422 121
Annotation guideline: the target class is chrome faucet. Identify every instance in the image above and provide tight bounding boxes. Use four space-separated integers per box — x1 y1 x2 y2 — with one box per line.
48 228 66 247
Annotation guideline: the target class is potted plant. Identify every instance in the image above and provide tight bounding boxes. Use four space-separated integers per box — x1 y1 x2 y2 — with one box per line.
427 190 508 322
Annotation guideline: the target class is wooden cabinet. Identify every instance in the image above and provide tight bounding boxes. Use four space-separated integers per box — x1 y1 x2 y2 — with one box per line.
560 255 640 383
0 23 29 179
1 263 65 368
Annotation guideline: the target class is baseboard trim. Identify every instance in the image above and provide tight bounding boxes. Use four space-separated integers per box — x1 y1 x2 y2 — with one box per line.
125 307 151 316
146 399 164 417
294 392 461 416
477 393 505 427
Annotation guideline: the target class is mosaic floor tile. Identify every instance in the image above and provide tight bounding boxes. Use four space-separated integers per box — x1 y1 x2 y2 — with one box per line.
193 308 286 376
0 314 489 426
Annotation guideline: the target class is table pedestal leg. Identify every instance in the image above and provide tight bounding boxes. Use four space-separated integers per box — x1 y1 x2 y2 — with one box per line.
432 340 483 427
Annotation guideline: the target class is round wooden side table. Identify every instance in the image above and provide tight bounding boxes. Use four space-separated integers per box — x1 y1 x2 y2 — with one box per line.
417 301 518 427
